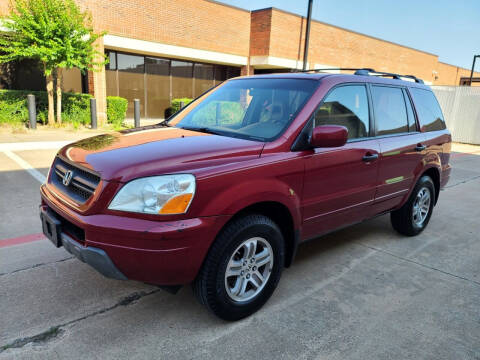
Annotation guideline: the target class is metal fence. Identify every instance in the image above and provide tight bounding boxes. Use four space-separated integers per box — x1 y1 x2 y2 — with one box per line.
431 86 480 144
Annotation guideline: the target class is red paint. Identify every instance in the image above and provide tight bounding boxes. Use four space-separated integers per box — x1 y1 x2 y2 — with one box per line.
0 233 45 248
311 125 348 148
302 138 381 239
40 73 451 285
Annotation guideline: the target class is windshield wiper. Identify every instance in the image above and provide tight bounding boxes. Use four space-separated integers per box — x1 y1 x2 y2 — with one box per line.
180 126 224 136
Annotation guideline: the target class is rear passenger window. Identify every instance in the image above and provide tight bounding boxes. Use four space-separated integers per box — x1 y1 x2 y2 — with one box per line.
371 86 408 135
409 88 446 131
315 85 369 139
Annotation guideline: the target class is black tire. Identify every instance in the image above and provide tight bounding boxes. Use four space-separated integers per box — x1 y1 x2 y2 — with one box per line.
193 214 284 321
391 175 436 236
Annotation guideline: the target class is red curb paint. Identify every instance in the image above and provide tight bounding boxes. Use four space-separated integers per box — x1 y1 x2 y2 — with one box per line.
0 233 45 248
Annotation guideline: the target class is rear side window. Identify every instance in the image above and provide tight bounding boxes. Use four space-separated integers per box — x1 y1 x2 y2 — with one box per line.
409 88 446 131
371 86 408 135
315 85 369 139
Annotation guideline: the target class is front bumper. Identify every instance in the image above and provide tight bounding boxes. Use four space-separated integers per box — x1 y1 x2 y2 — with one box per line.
40 184 229 285
61 232 127 280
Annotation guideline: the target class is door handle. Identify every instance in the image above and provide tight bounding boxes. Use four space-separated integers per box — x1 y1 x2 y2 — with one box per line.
362 153 379 162
415 144 426 151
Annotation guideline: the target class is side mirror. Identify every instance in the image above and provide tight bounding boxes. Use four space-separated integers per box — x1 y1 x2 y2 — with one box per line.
310 125 348 148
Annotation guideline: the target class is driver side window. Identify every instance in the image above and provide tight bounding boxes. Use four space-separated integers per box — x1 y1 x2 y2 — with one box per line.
314 85 370 139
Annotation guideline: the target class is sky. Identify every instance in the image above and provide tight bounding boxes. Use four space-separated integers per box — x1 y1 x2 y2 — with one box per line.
217 0 480 70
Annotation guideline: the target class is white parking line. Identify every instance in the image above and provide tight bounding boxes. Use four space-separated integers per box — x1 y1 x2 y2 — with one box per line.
0 141 71 152
3 150 46 184
0 140 70 184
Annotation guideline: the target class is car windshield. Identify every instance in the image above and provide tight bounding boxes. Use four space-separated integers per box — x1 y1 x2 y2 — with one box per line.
168 78 318 141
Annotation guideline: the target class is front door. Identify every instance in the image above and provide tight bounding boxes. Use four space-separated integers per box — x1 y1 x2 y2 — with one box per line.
301 84 380 240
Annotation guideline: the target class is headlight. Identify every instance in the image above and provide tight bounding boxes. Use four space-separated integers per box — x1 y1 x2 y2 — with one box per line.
108 174 195 215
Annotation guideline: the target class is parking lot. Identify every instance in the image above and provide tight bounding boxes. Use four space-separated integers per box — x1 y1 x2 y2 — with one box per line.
0 131 479 359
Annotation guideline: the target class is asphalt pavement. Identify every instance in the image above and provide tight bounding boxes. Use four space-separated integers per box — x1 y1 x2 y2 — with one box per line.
0 133 479 359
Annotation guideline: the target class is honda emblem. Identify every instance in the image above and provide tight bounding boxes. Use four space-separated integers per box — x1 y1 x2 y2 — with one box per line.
62 170 73 186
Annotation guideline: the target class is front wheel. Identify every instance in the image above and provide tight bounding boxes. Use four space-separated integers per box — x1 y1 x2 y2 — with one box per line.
391 175 436 236
193 214 284 321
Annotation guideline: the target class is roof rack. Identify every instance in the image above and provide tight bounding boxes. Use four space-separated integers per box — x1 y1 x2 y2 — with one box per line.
296 68 424 84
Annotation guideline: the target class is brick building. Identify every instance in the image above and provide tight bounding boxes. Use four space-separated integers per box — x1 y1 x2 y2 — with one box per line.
0 0 478 122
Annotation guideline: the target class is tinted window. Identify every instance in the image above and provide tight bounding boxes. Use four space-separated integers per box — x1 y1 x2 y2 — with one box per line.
409 88 446 131
104 52 242 119
194 63 214 97
314 85 369 139
171 61 193 99
403 90 417 132
145 58 170 118
107 51 116 70
117 53 144 73
170 79 318 141
117 54 145 117
372 86 408 135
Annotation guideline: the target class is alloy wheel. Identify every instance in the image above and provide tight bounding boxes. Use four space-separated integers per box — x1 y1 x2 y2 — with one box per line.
224 237 274 302
412 186 431 227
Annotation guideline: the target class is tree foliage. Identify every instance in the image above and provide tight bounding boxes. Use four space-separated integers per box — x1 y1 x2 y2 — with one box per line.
0 0 105 74
0 0 107 124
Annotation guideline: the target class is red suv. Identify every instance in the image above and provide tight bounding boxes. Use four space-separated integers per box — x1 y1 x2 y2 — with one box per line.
40 69 451 320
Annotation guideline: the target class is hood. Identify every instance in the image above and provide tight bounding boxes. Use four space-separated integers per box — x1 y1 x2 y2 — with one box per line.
58 126 264 182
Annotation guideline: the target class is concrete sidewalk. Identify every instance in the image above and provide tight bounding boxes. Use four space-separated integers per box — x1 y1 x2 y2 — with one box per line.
0 126 108 144
0 119 158 144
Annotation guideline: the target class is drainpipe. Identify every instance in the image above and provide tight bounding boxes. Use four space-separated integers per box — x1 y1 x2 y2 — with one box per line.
469 55 479 86
302 0 313 71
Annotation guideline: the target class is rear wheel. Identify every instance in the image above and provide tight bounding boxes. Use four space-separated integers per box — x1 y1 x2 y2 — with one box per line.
193 214 284 321
391 175 435 236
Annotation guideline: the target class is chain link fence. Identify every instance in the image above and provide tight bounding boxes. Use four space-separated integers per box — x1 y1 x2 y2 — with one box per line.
431 86 480 145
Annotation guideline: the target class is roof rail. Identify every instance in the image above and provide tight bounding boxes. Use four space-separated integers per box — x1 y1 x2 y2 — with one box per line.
297 68 365 73
296 67 424 84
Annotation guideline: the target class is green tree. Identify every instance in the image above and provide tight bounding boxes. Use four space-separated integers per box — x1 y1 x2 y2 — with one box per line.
0 0 106 125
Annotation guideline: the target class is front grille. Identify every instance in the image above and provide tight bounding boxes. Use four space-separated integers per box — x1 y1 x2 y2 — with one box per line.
51 157 101 203
50 207 86 244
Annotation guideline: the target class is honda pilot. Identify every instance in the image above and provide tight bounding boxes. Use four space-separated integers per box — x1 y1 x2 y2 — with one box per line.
40 69 451 320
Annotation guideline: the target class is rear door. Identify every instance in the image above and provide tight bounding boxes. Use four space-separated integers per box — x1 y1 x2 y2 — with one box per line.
302 84 380 240
371 84 426 213
409 87 451 188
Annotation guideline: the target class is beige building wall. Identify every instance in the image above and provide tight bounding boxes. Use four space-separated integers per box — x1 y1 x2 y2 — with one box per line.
75 0 251 58
250 8 479 85
1 0 479 112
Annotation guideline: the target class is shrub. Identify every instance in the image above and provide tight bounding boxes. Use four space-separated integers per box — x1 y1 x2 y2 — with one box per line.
163 98 193 120
0 89 91 125
61 93 92 126
106 96 128 126
171 98 193 113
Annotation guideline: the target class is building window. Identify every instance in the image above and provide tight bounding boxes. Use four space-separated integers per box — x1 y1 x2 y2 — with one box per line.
146 57 170 119
171 60 193 100
194 63 214 97
105 50 240 119
107 52 117 70
117 53 145 117
117 53 144 73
